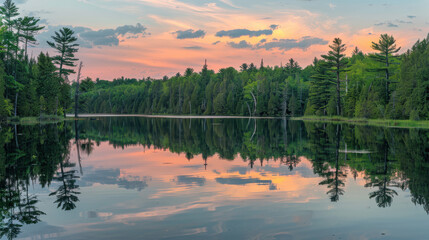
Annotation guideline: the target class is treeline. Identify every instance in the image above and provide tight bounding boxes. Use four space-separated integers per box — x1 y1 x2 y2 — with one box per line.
0 0 427 120
80 35 429 120
0 0 80 120
79 59 310 117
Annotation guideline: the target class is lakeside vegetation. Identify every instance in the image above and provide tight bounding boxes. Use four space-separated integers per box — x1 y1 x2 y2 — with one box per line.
0 0 78 121
7 114 67 125
0 0 427 123
293 116 429 129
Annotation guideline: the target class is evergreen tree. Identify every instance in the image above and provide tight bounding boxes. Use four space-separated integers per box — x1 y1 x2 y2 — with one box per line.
306 59 334 116
0 61 6 118
370 34 401 102
0 0 19 62
322 38 348 116
35 53 60 115
47 28 79 115
392 34 429 120
19 16 44 57
47 27 79 79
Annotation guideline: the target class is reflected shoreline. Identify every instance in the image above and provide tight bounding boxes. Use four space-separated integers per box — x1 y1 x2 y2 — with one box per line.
1 117 428 239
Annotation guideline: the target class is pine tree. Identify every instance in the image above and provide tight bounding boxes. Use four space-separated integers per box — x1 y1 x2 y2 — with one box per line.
0 60 6 118
307 59 334 115
0 0 20 116
47 27 79 79
0 0 19 61
47 28 78 116
393 34 429 120
19 16 44 57
35 53 60 115
322 38 348 116
370 34 401 102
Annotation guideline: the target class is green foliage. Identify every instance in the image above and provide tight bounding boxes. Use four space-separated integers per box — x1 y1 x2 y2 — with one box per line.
16 16 44 57
0 62 5 117
80 62 310 117
392 34 429 120
0 1 75 118
39 95 46 114
307 59 334 116
370 34 402 102
410 110 420 121
47 27 79 78
79 77 95 93
35 53 61 115
322 38 348 116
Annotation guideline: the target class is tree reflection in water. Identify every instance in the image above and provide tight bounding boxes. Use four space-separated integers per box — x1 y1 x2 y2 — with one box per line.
0 117 428 239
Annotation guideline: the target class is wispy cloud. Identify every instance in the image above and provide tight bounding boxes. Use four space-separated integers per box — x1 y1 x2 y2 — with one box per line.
375 22 399 28
218 0 240 9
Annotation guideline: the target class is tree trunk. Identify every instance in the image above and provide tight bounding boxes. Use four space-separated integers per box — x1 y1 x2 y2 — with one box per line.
75 62 83 118
55 96 59 115
75 120 83 174
24 37 28 58
345 73 348 94
250 91 257 116
336 69 341 116
283 83 289 117
385 54 390 102
14 92 18 117
246 102 252 117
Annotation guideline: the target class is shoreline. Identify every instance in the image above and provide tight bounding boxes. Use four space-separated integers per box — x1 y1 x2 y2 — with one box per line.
4 114 428 129
292 116 429 129
72 114 429 129
66 114 280 119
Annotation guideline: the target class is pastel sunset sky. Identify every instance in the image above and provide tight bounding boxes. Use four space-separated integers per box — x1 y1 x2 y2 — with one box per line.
18 0 429 80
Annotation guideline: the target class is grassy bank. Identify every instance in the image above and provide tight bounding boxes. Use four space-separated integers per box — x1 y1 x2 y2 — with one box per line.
5 114 429 129
6 115 71 125
292 116 429 129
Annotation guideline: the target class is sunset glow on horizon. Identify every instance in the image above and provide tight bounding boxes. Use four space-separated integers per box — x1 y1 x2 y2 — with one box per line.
20 0 429 80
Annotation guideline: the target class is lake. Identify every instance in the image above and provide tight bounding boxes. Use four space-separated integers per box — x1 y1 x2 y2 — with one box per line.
1 117 429 240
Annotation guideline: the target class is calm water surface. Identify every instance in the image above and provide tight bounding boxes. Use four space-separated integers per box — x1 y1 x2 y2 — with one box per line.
1 117 429 240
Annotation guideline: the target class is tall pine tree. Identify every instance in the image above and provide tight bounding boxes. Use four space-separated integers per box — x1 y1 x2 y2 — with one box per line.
370 34 401 102
322 38 348 116
47 27 79 79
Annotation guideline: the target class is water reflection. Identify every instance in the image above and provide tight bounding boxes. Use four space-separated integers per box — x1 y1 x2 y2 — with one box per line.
0 117 428 239
0 123 72 239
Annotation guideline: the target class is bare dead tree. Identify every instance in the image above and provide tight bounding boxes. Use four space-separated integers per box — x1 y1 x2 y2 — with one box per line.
74 62 83 118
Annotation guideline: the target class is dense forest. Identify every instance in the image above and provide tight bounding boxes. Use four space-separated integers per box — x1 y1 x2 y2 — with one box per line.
78 35 428 120
0 0 79 120
0 0 427 121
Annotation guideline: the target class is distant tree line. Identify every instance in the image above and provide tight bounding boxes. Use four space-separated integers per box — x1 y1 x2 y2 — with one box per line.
79 34 428 120
79 59 309 117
